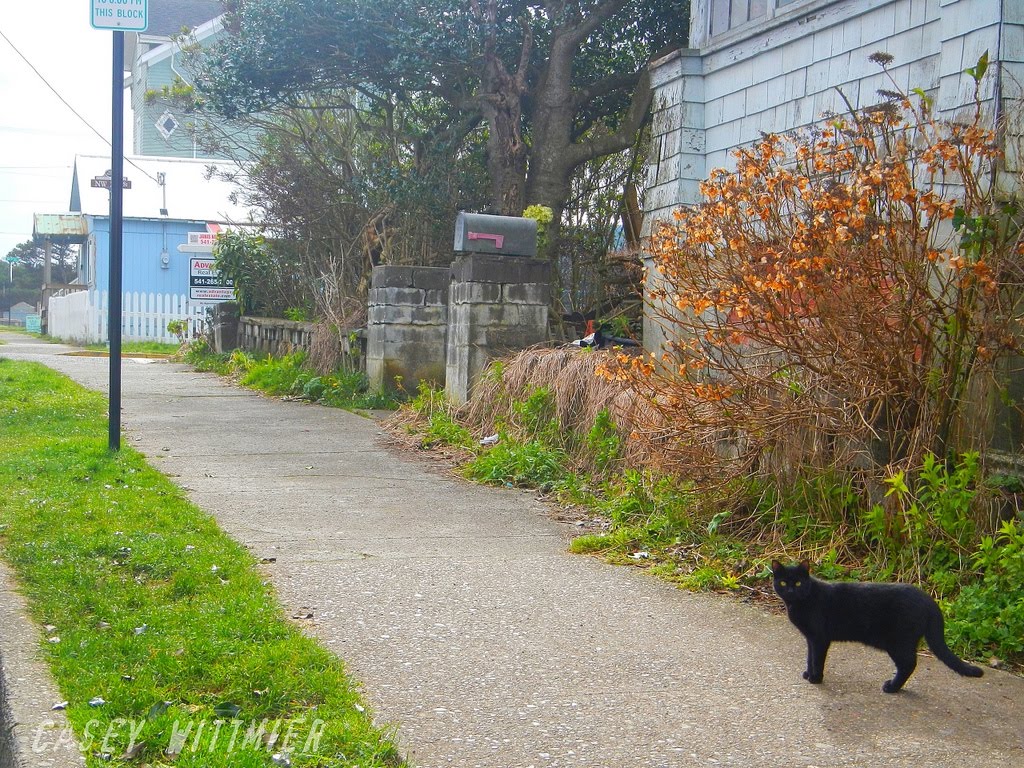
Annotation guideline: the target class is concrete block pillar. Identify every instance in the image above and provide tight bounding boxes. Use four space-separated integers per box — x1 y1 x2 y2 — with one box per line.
211 301 240 353
367 265 449 393
445 253 550 405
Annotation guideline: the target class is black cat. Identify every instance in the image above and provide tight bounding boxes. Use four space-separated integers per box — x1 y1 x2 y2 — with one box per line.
772 560 984 693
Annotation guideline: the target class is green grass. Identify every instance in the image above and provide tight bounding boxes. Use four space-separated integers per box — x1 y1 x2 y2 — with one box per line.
464 440 569 489
1 325 45 338
182 343 400 412
239 352 308 395
0 359 403 767
82 340 181 355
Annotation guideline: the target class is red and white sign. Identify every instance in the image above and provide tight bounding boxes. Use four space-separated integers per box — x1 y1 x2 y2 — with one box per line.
189 257 234 302
187 231 218 248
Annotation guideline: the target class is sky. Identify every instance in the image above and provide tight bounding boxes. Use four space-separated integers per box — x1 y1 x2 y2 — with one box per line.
0 1 132 258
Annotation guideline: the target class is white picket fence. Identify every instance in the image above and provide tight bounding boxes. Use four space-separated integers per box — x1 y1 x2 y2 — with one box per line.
48 291 210 344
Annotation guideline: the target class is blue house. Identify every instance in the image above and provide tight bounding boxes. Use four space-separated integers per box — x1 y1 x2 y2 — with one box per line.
69 153 249 296
8 302 35 326
37 154 250 343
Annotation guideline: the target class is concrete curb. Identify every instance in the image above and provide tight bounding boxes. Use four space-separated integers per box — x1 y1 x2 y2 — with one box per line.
0 561 84 768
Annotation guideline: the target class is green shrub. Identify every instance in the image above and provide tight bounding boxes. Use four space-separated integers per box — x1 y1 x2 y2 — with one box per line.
227 348 255 371
180 348 400 411
422 412 473 448
744 472 859 548
240 352 307 395
409 383 472 447
596 470 689 527
319 369 397 410
181 338 232 374
299 374 327 401
466 440 568 488
946 519 1024 658
166 319 188 343
512 387 557 442
585 409 622 472
860 452 979 579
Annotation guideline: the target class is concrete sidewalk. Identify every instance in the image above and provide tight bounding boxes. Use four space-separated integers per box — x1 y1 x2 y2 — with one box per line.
3 332 1024 768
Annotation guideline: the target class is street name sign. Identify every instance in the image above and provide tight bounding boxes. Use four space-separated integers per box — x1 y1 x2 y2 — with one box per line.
91 0 148 31
91 174 131 189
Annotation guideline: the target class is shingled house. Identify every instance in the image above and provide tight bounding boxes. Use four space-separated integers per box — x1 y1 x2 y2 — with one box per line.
645 0 1023 242
641 0 1024 450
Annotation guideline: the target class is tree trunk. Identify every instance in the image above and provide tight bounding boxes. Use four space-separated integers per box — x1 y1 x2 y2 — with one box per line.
524 31 577 258
524 22 653 259
479 84 528 215
473 0 530 215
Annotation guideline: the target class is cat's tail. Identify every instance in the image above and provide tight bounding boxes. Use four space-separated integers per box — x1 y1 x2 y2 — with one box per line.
925 610 984 678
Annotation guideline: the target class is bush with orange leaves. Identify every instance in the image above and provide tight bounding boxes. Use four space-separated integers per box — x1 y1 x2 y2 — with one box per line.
605 63 1023 507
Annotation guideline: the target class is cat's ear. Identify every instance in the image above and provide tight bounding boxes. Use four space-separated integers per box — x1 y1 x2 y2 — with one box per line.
799 559 811 573
771 559 782 572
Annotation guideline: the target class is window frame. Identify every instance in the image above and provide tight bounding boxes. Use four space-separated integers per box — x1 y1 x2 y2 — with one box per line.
709 0 805 39
697 0 830 49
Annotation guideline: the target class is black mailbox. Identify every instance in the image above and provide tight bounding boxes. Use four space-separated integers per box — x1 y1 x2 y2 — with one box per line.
454 212 538 257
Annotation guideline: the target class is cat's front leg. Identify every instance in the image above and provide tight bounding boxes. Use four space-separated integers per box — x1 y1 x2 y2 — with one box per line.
803 637 816 681
804 637 828 684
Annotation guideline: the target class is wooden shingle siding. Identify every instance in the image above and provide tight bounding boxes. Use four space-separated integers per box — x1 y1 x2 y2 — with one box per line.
645 0 1022 227
643 0 1023 354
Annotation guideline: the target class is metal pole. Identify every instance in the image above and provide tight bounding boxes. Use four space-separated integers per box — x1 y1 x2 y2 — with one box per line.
108 30 124 452
42 238 52 335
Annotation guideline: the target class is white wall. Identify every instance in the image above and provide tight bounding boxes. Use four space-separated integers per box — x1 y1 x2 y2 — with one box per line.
46 290 92 343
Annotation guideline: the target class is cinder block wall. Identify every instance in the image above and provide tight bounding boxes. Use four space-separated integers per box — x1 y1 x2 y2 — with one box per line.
366 266 449 393
445 254 550 404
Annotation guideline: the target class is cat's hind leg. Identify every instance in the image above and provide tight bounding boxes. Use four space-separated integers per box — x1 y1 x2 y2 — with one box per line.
882 645 918 693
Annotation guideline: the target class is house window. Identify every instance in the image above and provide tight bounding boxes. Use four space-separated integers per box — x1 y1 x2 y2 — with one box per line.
156 111 180 140
709 0 803 38
710 0 766 36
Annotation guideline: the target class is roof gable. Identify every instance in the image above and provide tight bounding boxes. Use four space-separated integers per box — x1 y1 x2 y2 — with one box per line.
145 0 223 38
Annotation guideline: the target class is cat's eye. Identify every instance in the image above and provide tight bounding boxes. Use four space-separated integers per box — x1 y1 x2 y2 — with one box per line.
779 580 787 586
794 580 802 586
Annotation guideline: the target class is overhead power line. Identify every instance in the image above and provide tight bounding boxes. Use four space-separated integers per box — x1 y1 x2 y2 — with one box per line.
0 25 161 185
